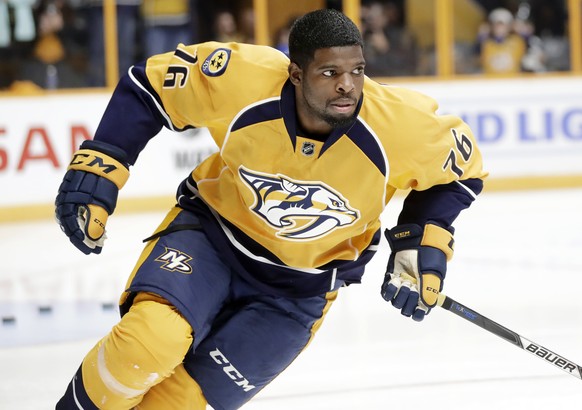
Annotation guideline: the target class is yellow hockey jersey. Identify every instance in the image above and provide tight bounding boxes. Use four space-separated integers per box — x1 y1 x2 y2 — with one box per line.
95 41 487 297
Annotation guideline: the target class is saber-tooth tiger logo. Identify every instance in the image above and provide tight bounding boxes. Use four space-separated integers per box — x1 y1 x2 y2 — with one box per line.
239 167 359 240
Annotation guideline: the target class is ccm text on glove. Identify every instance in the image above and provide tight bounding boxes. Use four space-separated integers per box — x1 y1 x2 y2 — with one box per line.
381 223 454 321
55 140 130 254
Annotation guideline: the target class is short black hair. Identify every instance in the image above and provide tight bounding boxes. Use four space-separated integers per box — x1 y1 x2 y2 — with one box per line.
288 9 363 68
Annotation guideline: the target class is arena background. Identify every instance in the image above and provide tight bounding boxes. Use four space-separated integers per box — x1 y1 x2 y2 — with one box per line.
1 1 581 408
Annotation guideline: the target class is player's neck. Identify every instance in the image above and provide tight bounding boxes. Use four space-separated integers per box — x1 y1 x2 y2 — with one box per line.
297 122 329 142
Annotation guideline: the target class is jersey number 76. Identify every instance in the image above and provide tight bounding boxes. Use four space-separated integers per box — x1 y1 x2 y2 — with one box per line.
442 128 473 178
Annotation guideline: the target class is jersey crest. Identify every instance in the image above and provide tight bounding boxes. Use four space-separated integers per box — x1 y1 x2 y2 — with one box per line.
202 48 231 77
155 247 193 274
239 167 359 240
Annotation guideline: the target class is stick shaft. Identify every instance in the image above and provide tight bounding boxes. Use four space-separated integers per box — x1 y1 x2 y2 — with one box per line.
440 295 582 380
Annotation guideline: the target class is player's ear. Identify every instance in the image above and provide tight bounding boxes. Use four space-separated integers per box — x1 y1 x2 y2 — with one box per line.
288 62 302 85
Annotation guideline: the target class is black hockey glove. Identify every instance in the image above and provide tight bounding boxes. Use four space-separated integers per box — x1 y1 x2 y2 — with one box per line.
381 223 454 321
55 140 129 254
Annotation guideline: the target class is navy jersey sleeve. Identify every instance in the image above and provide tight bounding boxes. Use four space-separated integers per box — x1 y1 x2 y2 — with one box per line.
92 63 167 165
397 178 484 230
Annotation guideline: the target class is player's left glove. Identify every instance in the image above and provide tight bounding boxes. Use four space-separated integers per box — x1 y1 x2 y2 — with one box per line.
381 223 454 322
55 140 130 255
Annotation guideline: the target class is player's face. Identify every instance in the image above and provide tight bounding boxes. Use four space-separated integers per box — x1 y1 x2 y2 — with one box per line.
292 46 365 134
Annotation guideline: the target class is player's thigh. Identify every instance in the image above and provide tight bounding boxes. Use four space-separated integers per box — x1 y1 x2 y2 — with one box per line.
120 206 233 343
184 287 338 409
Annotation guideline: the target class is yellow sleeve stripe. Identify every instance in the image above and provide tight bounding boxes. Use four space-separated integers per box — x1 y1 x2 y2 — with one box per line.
421 223 454 261
68 149 130 189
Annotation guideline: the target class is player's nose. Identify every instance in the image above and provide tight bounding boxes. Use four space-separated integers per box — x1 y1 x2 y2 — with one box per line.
335 72 355 94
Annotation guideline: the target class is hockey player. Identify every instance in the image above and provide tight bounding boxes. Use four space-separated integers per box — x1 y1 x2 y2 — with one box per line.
54 8 487 409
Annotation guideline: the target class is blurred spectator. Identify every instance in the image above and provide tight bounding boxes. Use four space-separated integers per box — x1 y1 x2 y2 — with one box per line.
0 0 36 46
141 0 195 56
512 4 546 72
19 0 87 89
208 0 255 44
237 5 254 44
361 1 416 77
213 9 244 43
476 7 528 74
273 16 296 57
82 0 141 87
0 0 568 91
0 0 36 89
453 42 480 75
528 0 569 71
475 1 568 74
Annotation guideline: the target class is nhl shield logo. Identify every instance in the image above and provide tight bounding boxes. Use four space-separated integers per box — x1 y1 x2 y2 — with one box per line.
301 141 315 157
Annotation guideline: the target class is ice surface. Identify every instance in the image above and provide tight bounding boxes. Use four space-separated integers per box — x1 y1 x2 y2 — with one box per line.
1 188 581 409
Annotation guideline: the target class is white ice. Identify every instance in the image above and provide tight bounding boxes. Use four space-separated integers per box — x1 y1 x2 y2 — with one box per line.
1 188 582 409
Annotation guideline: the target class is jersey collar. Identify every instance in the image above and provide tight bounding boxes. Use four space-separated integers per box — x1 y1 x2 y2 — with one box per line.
280 80 363 157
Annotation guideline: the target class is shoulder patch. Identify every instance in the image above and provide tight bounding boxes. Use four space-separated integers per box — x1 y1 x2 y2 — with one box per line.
202 48 232 77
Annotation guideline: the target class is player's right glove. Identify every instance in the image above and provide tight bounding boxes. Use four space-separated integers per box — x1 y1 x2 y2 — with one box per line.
55 140 130 255
381 223 454 321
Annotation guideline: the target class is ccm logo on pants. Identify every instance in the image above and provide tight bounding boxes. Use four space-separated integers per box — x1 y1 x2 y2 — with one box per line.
209 348 256 392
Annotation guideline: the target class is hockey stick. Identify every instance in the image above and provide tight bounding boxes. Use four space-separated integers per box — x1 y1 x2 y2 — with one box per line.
400 273 582 381
438 293 582 380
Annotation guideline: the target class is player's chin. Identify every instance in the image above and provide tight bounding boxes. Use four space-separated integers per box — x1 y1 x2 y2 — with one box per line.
324 110 357 127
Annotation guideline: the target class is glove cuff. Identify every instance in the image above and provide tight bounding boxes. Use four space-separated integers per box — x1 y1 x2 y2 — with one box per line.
384 224 423 250
80 140 129 165
68 141 130 190
385 223 454 261
421 223 454 261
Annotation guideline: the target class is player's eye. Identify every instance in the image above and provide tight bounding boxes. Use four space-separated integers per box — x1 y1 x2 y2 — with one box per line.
322 70 335 77
352 67 364 75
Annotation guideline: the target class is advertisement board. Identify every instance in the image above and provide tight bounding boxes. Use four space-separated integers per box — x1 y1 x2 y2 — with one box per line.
1 76 581 218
